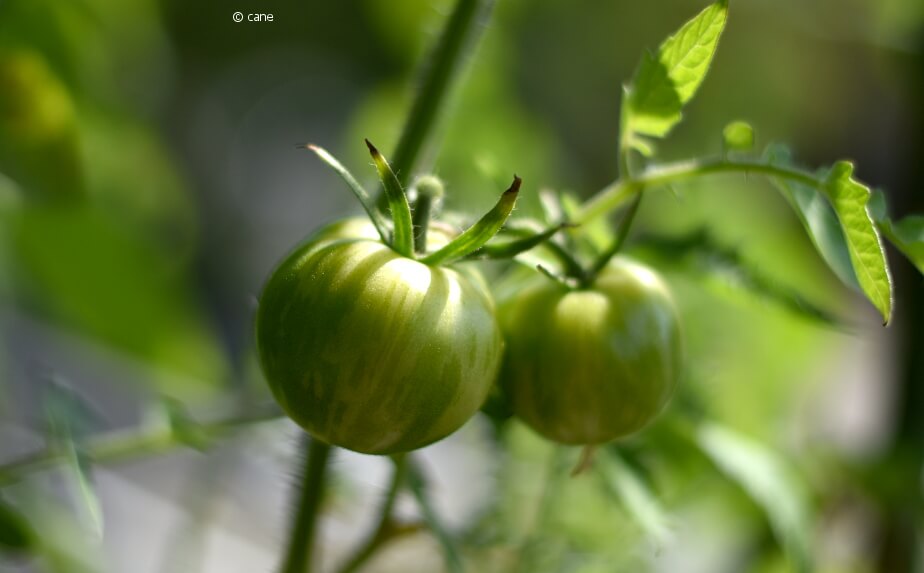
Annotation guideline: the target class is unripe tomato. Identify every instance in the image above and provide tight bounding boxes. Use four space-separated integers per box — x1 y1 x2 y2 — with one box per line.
499 258 682 444
256 229 502 455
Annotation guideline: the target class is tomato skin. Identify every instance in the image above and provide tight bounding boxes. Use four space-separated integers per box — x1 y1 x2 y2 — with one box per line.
256 237 502 455
499 258 682 444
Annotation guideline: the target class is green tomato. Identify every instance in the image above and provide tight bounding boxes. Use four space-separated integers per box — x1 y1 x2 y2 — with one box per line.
306 216 456 250
256 227 502 455
499 258 682 444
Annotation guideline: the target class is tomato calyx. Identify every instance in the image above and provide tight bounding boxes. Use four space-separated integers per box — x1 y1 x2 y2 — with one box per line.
303 139 568 266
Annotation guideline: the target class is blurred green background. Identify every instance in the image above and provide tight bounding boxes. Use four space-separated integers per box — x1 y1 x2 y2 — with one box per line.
0 0 921 572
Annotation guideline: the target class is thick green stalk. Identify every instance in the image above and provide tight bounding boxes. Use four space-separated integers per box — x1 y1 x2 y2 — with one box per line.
578 158 824 223
377 0 497 208
280 438 333 573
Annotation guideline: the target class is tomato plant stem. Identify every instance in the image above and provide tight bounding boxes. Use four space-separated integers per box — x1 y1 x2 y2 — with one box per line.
412 191 435 254
583 187 643 286
578 157 824 223
280 438 333 573
337 455 410 573
376 0 497 208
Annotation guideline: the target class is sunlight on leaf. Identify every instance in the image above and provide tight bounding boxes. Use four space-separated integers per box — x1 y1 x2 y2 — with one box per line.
626 0 728 138
822 162 892 324
765 146 859 288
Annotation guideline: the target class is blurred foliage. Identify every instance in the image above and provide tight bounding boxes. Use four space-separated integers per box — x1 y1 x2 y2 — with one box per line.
0 0 921 571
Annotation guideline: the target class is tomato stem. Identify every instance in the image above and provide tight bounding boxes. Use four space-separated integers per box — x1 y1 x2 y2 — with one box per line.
582 186 644 287
570 445 599 476
411 176 445 254
280 438 333 573
578 157 826 224
376 0 497 209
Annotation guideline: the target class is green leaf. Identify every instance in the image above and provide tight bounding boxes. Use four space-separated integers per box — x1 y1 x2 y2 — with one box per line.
723 121 755 152
0 499 33 552
421 176 521 266
626 0 728 138
597 451 671 547
305 144 390 244
366 139 415 257
765 145 859 290
822 162 892 324
869 190 924 274
697 423 813 573
406 458 463 573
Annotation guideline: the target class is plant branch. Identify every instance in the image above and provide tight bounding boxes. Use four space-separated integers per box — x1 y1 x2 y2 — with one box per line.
578 157 824 223
336 455 411 573
280 438 333 573
0 404 283 487
583 186 643 286
377 0 497 207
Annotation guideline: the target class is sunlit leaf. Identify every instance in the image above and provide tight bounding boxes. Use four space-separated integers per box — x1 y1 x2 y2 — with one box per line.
625 1 728 138
822 162 892 323
697 423 813 573
765 146 859 289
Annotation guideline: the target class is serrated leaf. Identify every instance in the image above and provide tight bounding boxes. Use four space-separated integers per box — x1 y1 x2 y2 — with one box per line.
626 1 728 138
723 121 755 152
598 451 671 547
421 176 521 266
697 423 813 573
869 190 924 275
822 162 892 323
0 499 33 552
765 146 859 289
